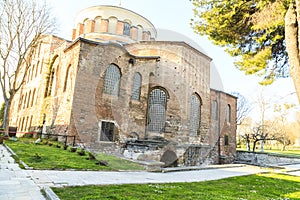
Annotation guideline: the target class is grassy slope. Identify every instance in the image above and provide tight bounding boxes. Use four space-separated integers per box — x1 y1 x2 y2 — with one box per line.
5 139 144 171
52 173 300 200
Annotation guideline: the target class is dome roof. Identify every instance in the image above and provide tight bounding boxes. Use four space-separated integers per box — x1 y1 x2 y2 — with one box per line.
72 5 157 43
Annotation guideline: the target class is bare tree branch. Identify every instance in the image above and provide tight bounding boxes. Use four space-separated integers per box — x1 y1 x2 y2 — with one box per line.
0 0 55 133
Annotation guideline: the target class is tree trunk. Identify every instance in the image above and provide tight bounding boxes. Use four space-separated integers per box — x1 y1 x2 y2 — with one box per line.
285 0 300 102
252 140 258 152
246 138 250 151
260 140 264 152
2 98 12 136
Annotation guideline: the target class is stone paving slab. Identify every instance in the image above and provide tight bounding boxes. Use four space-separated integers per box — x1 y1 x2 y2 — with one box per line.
0 145 45 200
28 165 268 188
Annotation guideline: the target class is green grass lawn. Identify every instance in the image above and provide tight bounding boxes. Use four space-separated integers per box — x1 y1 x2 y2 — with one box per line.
264 149 300 158
5 138 144 171
237 147 300 158
52 173 300 200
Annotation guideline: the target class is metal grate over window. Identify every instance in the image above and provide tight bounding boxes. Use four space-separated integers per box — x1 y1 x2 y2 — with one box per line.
123 22 131 36
189 94 201 136
147 88 167 132
131 72 141 100
100 121 115 142
103 64 121 96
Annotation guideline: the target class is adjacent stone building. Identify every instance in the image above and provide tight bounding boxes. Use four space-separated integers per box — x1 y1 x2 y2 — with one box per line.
9 5 237 165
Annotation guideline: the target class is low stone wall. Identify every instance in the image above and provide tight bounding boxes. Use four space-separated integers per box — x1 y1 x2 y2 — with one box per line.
236 151 300 166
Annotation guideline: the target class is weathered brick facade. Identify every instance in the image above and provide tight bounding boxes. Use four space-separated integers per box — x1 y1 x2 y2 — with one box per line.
9 5 237 166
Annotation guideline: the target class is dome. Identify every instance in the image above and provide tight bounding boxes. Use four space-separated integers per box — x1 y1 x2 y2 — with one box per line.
72 5 157 44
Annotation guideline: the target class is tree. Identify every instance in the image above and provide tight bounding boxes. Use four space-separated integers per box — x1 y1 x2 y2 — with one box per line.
0 102 4 126
231 92 251 125
191 0 300 101
237 117 252 151
273 103 295 151
251 92 277 152
251 123 277 152
0 0 55 134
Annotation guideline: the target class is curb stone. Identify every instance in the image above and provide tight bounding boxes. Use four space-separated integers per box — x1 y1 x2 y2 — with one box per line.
3 142 33 169
44 187 61 200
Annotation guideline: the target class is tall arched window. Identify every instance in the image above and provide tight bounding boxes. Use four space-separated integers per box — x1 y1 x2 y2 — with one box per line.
45 55 58 97
83 18 89 34
103 64 121 96
147 88 167 132
23 93 27 109
30 65 35 80
35 61 39 77
131 72 141 100
94 16 102 32
226 104 231 123
189 94 202 136
212 100 218 120
27 68 31 83
27 90 31 108
31 89 36 107
108 17 117 33
63 65 71 92
123 22 131 36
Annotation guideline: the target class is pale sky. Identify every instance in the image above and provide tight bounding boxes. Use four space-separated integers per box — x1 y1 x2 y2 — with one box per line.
47 0 299 120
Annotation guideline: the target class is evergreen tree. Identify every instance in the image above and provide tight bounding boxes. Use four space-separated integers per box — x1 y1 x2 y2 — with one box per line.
191 0 300 100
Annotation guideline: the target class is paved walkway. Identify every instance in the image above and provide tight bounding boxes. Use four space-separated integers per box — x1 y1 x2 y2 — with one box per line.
28 165 267 188
1 143 300 200
0 145 45 200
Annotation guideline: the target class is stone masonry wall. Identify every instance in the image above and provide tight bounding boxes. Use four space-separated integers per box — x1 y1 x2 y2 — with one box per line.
237 151 300 165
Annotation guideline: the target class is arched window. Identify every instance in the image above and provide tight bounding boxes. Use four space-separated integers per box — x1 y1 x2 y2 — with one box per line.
83 18 89 34
131 72 141 100
27 90 31 108
18 95 23 111
30 65 35 80
31 89 36 107
137 25 143 41
189 94 202 136
35 61 39 77
226 104 231 123
23 93 27 109
94 16 102 32
103 64 121 96
63 65 71 92
147 88 167 132
21 117 25 131
45 55 58 97
27 68 31 83
123 22 131 36
212 100 218 120
108 17 117 33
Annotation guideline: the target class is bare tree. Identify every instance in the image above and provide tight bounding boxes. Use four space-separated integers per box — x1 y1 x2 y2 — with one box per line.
251 123 277 152
0 0 55 134
231 92 251 125
237 117 252 151
273 104 296 151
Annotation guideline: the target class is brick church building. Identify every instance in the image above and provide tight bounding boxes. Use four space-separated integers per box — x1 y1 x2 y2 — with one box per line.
9 5 237 166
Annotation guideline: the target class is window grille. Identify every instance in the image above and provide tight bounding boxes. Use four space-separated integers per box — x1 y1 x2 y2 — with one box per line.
100 121 115 142
189 94 201 136
131 72 141 100
147 88 167 132
103 64 121 96
123 22 131 36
